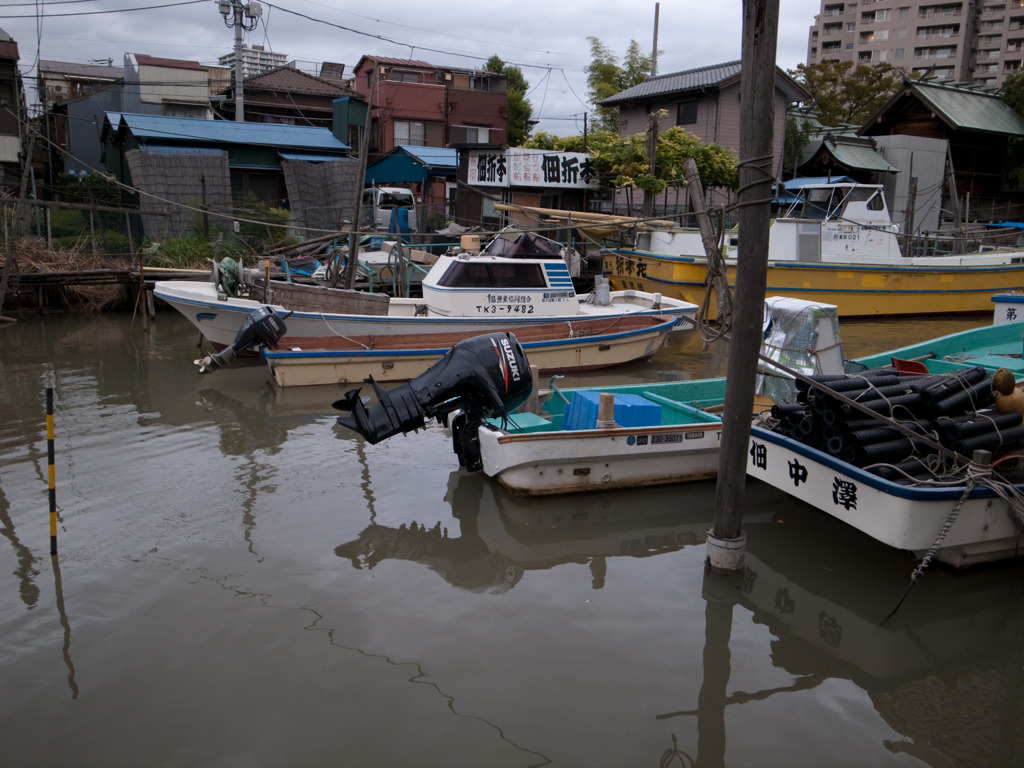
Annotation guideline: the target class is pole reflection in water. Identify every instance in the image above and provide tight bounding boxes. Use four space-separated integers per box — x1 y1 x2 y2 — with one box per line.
50 555 78 700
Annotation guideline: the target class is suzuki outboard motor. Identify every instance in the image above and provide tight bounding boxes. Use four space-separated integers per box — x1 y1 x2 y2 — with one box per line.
335 332 533 470
195 306 289 373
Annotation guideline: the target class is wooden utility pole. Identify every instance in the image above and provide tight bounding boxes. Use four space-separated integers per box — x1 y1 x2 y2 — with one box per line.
706 0 779 573
340 63 376 289
682 157 730 316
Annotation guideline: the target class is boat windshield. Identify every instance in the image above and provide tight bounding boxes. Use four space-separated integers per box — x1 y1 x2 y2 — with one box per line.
435 261 548 288
483 231 564 259
786 185 886 221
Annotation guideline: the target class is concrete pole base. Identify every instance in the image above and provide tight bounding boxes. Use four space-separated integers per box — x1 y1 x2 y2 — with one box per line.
705 529 747 574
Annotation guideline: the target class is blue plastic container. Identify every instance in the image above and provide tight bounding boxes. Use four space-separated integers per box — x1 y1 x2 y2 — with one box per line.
562 392 662 430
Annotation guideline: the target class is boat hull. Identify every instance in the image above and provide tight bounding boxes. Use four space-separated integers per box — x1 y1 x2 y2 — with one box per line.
479 422 722 495
604 250 1024 317
746 425 1024 567
264 318 676 387
153 279 694 349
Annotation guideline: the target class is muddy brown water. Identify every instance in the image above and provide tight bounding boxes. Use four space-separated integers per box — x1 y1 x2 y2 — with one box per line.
1 310 1021 767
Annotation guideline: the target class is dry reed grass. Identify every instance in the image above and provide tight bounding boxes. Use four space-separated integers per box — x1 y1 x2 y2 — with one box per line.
3 238 133 312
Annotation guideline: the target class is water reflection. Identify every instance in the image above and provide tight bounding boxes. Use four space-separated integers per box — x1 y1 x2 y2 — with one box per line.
336 469 1024 767
335 472 745 593
738 504 1024 768
51 556 79 700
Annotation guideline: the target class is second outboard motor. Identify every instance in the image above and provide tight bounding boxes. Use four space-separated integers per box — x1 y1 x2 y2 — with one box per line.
335 332 533 470
195 306 289 373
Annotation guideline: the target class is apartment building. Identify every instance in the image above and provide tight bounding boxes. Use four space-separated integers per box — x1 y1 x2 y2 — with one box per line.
217 44 288 80
806 1 1024 89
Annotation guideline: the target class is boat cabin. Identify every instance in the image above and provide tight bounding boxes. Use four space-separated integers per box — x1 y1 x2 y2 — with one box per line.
768 182 902 262
421 232 582 317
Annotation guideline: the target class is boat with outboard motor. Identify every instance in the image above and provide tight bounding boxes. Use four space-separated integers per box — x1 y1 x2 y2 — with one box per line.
335 303 1024 566
603 180 1024 317
154 230 698 350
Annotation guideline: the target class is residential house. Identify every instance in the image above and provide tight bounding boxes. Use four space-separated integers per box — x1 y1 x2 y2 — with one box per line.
351 57 508 160
101 112 358 239
36 60 125 177
600 60 810 209
215 65 360 129
37 59 123 107
0 26 24 190
122 54 211 119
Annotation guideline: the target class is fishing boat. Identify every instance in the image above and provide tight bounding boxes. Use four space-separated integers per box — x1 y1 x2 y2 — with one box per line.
154 230 697 350
603 180 1024 318
336 297 840 494
263 314 680 387
747 319 1024 568
335 300 1024 566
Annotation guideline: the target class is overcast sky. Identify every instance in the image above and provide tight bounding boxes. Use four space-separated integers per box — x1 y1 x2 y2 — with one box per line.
1 0 823 134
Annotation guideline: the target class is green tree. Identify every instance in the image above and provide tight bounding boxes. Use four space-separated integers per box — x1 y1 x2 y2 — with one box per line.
788 61 905 127
782 113 817 177
528 127 736 195
585 37 652 134
1000 71 1024 187
486 55 533 146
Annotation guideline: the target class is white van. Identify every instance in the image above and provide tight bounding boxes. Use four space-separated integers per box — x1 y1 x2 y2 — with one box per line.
362 186 418 232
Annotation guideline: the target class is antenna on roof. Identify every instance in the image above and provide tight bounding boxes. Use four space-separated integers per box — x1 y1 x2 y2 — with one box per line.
89 58 113 67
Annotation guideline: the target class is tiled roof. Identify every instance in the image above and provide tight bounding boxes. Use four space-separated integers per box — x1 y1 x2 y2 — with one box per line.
600 61 742 106
244 66 355 97
130 54 204 71
913 81 1024 136
821 135 899 173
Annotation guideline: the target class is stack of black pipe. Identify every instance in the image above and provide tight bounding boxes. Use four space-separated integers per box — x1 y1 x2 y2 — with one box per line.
771 365 1024 480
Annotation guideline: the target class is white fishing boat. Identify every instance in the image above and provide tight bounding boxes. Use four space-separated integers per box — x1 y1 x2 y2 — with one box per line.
263 314 679 387
154 230 698 349
748 319 1024 568
604 180 1024 317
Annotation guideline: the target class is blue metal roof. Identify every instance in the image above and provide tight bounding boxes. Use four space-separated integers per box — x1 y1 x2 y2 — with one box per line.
365 145 459 185
397 145 458 168
279 151 355 162
109 112 351 152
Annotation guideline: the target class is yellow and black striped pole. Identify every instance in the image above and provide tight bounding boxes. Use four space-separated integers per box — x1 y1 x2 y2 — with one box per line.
46 387 57 556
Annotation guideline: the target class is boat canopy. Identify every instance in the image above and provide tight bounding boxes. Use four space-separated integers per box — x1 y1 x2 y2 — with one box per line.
483 231 564 259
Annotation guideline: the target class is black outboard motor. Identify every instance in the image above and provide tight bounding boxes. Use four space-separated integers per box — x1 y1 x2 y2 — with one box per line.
335 332 533 471
195 306 289 373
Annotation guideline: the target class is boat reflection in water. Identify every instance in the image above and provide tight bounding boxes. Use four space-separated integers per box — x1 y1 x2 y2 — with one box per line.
335 471 759 593
336 471 1024 767
738 502 1024 768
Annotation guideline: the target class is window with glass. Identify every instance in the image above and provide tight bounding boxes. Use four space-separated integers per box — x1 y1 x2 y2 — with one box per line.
394 120 426 146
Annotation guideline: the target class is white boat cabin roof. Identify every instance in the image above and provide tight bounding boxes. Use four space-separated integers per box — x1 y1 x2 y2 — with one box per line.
780 182 890 224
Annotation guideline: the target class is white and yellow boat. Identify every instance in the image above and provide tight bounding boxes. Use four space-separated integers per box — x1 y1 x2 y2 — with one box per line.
604 181 1024 317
